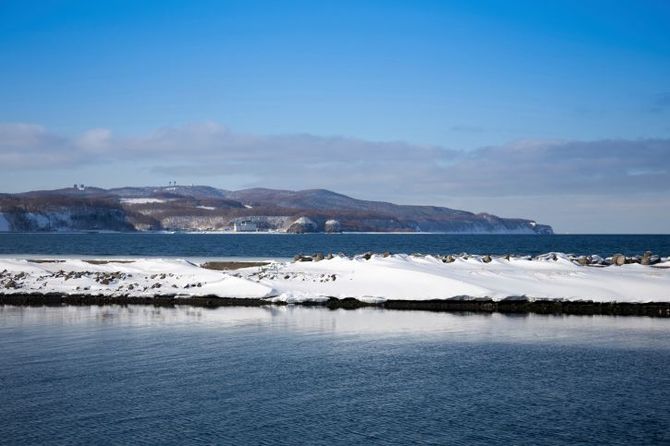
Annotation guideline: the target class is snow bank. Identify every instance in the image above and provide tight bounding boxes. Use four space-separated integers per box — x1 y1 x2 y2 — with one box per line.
0 258 274 299
258 254 670 303
1 254 669 303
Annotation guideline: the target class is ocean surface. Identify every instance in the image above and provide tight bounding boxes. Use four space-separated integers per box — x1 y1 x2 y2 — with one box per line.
0 233 669 258
1 306 669 445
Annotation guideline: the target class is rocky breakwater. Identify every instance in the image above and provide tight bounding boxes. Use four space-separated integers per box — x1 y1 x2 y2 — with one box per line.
268 250 670 316
436 251 666 267
287 250 668 267
2 251 669 316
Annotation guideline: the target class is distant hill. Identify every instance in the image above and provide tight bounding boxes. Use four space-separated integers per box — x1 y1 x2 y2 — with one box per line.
0 185 553 234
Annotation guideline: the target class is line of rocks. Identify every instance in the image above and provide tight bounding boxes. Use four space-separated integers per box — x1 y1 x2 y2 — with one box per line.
0 293 269 308
291 251 668 266
2 293 669 317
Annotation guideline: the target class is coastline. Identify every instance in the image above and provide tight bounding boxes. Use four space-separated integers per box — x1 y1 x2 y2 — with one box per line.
3 253 669 317
3 293 669 317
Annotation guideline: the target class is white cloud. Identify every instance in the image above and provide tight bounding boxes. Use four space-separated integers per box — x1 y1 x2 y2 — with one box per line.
0 121 668 200
76 128 113 152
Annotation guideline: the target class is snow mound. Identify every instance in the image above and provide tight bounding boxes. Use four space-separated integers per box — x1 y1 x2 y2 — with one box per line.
1 254 669 303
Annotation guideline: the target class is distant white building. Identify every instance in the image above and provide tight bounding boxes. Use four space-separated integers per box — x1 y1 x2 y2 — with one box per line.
233 221 258 232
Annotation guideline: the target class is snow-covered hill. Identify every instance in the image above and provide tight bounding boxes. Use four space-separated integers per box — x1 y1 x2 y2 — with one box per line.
0 185 553 234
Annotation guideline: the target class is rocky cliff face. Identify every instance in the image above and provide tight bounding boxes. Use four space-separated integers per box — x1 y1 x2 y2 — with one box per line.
286 217 318 233
0 207 133 232
0 186 554 234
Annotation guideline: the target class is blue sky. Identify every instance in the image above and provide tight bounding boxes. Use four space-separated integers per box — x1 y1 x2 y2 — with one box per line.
1 0 669 232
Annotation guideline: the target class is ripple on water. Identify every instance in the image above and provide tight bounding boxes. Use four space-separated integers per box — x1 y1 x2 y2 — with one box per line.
1 305 669 445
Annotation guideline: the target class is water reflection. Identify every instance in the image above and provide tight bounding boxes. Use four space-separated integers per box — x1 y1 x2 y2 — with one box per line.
1 304 668 349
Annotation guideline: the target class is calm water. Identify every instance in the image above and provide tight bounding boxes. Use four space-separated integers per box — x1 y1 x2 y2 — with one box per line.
0 233 669 258
1 306 669 445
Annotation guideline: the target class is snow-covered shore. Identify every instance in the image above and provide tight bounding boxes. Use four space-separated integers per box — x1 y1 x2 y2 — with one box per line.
1 253 669 304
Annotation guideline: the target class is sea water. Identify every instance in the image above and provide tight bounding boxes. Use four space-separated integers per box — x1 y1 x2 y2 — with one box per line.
0 233 668 258
1 305 669 445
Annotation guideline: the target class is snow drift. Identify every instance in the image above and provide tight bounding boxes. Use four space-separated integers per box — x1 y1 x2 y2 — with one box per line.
1 253 669 304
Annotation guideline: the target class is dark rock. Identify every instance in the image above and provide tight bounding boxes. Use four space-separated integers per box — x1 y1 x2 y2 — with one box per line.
612 254 626 266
